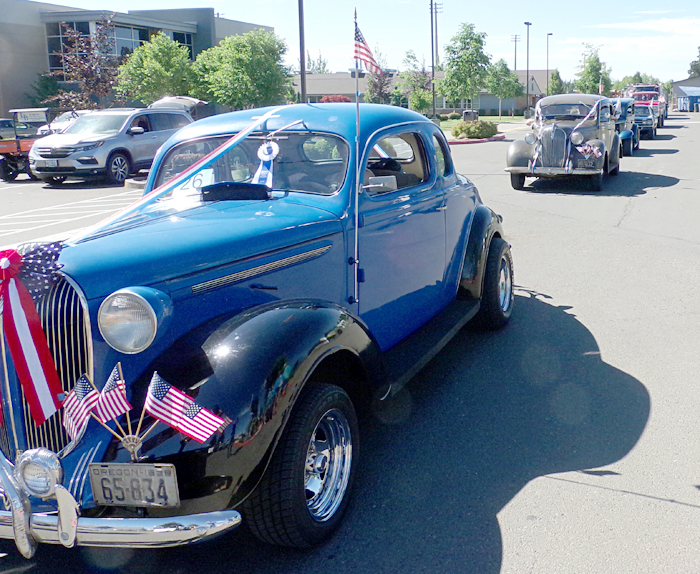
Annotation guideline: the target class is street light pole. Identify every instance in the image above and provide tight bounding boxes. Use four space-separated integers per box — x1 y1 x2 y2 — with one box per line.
524 22 531 116
547 32 552 96
298 0 306 103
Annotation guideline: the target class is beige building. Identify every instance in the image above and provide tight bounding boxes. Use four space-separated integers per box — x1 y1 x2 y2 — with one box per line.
0 0 272 116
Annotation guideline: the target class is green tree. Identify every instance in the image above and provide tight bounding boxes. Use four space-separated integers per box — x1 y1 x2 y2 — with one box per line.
485 59 522 116
395 51 432 113
548 69 566 95
612 72 660 92
689 47 700 78
575 44 612 96
306 51 330 74
46 16 118 109
116 32 194 105
26 74 60 107
438 23 490 110
365 50 393 105
192 29 291 109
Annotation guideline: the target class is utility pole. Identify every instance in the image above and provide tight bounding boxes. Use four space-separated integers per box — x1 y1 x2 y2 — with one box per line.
524 22 531 116
511 35 520 70
547 32 553 96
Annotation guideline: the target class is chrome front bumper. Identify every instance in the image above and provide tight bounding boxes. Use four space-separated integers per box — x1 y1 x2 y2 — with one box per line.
505 166 603 176
0 451 241 558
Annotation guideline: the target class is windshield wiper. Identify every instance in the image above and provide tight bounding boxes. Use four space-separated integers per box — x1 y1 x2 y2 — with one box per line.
201 181 271 201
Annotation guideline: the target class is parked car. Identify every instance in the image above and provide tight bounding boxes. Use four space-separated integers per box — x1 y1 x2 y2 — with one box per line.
614 98 640 156
505 93 622 191
36 110 92 136
0 118 37 139
28 107 193 186
630 92 665 126
0 103 513 559
633 103 658 139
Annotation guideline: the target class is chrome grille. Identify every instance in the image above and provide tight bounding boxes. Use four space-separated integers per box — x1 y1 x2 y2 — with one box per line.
36 147 74 158
537 126 568 168
20 278 92 453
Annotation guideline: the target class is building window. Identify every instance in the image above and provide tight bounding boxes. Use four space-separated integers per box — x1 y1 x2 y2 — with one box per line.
165 31 194 59
46 21 91 81
114 25 149 58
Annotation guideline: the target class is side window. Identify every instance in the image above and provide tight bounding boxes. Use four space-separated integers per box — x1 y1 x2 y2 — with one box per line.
366 132 428 193
131 115 151 132
148 114 173 131
170 114 191 129
600 106 611 122
432 134 453 178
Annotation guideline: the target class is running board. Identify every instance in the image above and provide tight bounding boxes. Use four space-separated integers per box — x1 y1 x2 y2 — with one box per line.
383 299 480 395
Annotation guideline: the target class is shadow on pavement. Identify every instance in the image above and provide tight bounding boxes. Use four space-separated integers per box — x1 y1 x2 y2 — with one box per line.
523 170 678 196
0 291 650 574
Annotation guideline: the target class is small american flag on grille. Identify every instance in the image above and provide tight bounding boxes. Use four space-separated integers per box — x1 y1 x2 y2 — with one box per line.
62 374 99 440
94 365 132 423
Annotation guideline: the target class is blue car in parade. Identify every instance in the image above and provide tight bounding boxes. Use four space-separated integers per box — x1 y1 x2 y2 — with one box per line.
0 103 512 558
614 97 640 156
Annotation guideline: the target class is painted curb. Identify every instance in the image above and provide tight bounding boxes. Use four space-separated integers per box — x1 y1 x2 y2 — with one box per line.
447 134 506 145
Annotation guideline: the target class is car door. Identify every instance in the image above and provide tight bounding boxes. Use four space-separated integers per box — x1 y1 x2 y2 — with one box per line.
357 129 446 351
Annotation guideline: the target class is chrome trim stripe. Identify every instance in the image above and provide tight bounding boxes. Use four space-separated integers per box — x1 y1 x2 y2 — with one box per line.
68 442 101 499
77 442 101 502
191 245 332 295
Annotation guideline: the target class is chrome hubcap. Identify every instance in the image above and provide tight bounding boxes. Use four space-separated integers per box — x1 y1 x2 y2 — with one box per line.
111 157 128 182
498 255 512 312
305 408 352 522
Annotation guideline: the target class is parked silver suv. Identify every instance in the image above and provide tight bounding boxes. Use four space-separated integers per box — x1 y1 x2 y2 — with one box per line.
29 107 193 186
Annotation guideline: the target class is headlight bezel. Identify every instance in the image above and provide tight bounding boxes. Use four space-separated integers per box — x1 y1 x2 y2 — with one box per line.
524 132 537 145
14 448 63 498
570 131 585 145
98 287 172 354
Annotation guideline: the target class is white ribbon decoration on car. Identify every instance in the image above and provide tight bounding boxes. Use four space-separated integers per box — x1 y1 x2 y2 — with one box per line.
252 141 279 188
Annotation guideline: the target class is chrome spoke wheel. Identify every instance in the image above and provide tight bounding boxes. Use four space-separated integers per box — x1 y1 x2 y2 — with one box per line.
305 408 353 522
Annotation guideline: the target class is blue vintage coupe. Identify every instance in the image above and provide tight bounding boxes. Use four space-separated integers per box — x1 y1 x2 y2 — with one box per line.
0 103 512 557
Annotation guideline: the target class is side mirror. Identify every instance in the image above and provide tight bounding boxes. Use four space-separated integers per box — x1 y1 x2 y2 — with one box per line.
364 175 398 192
128 126 145 135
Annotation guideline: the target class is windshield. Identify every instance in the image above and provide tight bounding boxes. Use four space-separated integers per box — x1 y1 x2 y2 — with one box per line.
539 103 596 120
634 105 652 117
63 114 127 136
632 93 656 102
154 131 350 198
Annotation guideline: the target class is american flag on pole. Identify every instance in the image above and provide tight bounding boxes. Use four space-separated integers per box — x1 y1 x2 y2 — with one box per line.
177 402 225 443
354 20 381 75
144 372 191 429
62 375 99 440
94 365 132 423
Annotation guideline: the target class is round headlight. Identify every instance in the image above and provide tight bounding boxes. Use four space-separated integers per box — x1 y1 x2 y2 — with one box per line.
99 290 158 353
524 132 537 145
570 131 584 145
15 448 63 498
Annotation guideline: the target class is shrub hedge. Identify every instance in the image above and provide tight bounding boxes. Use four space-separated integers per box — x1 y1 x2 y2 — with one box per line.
451 120 499 139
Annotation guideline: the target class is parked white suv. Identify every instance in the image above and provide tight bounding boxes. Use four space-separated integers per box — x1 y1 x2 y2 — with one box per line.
29 107 193 186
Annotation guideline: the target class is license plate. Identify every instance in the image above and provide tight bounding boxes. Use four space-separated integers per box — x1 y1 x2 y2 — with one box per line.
578 159 595 168
89 463 180 507
45 159 58 168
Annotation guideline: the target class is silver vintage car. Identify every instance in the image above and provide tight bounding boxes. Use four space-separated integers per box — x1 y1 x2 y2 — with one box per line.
505 94 622 191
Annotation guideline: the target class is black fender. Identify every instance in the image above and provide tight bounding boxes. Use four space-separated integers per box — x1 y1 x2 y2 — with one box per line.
609 132 621 167
506 139 535 168
128 299 385 512
459 205 504 300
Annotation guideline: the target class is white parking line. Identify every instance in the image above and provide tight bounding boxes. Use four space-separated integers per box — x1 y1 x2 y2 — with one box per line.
0 189 142 247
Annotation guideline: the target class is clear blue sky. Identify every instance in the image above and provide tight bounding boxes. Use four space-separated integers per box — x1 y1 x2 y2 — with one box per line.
55 0 697 83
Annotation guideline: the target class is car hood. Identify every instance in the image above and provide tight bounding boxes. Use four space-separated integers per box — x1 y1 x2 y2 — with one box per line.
33 133 109 147
59 198 342 300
